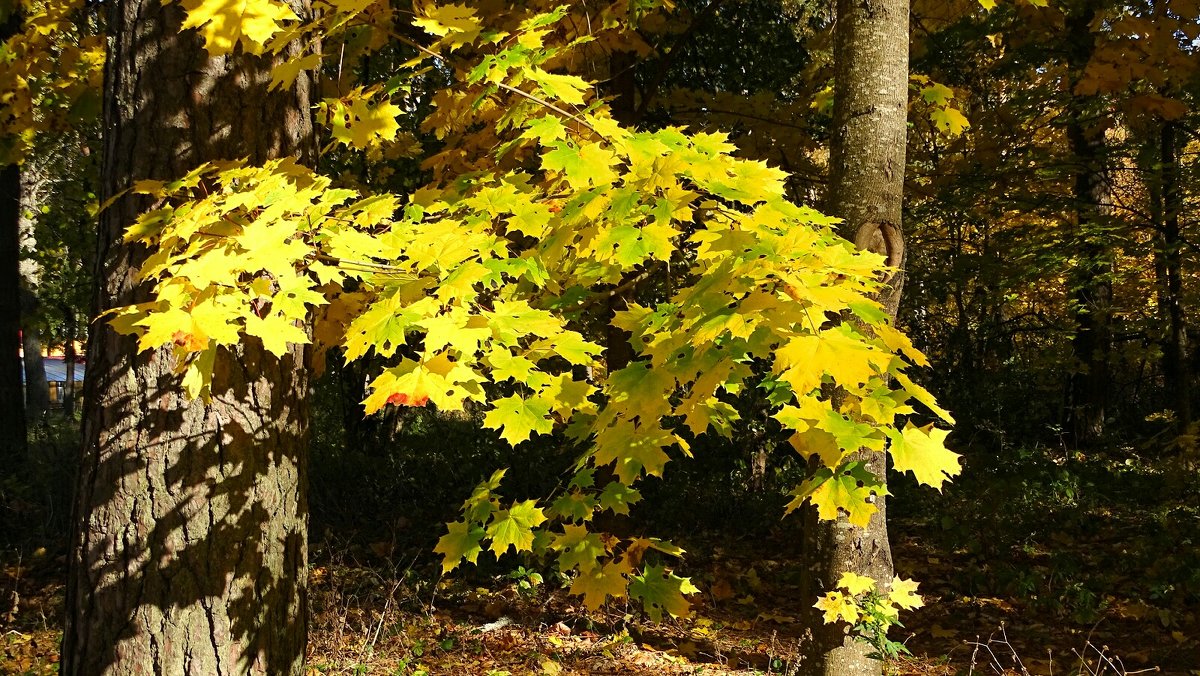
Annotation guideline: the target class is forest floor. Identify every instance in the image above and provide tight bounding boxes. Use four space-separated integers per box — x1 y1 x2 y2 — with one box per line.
3 445 1198 675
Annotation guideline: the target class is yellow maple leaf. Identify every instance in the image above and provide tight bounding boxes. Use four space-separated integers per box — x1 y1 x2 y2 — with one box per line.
570 559 632 610
413 3 482 50
177 0 298 56
889 423 961 491
244 313 310 357
837 571 876 595
362 353 484 413
888 577 923 610
268 52 322 91
814 591 859 624
930 106 971 136
321 91 403 149
775 325 887 394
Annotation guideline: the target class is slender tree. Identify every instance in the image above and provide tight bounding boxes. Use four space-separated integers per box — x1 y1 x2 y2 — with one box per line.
62 1 317 673
1157 119 1190 426
806 0 909 671
1061 0 1113 445
20 163 50 420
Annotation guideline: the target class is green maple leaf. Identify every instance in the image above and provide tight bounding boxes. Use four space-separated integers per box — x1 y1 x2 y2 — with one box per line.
593 422 674 483
786 462 886 527
887 423 960 491
542 141 619 188
434 520 485 573
462 469 505 523
629 565 699 621
521 115 567 144
483 394 554 446
549 491 596 522
920 82 956 106
598 481 641 515
485 300 562 344
485 500 547 556
593 222 677 267
552 524 607 573
486 349 537 382
529 331 602 366
814 408 884 454
857 387 914 425
527 68 589 105
570 560 631 610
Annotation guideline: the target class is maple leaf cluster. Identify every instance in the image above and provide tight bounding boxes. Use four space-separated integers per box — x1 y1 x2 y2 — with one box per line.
105 0 960 619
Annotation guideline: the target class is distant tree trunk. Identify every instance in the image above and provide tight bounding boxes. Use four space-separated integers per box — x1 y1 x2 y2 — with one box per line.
803 0 908 672
1158 120 1190 426
61 2 317 674
1063 2 1112 446
20 288 49 419
19 164 50 420
62 304 77 414
0 9 27 461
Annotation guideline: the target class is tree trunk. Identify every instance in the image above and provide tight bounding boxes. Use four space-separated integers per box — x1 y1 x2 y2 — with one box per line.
1159 120 1190 426
20 162 50 420
62 2 317 674
21 288 49 419
803 0 909 672
62 304 77 415
1063 2 1112 447
1 161 27 459
0 0 26 461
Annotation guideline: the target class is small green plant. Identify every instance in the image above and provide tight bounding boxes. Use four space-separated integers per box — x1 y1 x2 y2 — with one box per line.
507 565 544 596
814 572 923 659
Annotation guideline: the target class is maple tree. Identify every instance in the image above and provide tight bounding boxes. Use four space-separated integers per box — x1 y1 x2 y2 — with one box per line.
97 0 960 627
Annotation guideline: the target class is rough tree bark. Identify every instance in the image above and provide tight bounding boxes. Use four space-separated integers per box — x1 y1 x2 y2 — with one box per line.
62 2 317 674
803 0 909 672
